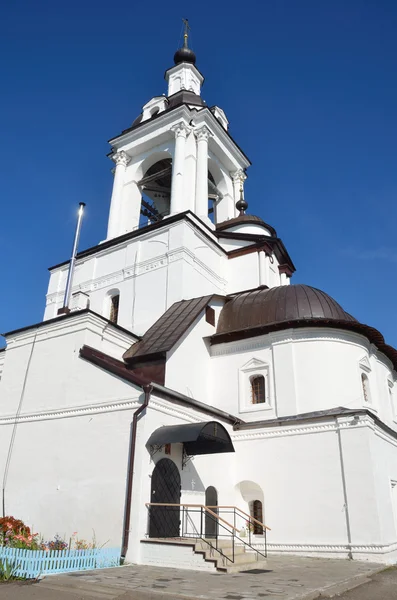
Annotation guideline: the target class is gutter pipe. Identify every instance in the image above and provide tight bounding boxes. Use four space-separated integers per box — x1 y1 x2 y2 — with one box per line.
121 383 152 559
335 416 353 559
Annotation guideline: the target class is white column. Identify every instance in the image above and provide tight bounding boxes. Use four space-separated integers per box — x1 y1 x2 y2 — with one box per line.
280 272 289 285
107 151 130 239
258 251 267 286
231 169 247 217
194 125 212 221
170 122 188 215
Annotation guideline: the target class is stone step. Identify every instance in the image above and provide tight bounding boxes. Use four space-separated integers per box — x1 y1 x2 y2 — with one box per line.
218 559 268 574
194 541 246 555
215 551 259 566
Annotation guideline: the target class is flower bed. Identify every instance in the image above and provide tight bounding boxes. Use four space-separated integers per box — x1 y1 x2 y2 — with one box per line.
0 516 120 579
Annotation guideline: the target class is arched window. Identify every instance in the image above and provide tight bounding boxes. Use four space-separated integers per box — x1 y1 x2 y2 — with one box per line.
251 375 265 404
109 294 120 324
361 373 371 403
250 500 264 535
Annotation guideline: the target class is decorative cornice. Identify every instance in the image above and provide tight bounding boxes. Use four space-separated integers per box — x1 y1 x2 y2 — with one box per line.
0 395 208 427
149 398 203 424
278 264 294 277
0 397 141 425
210 326 374 357
47 245 226 305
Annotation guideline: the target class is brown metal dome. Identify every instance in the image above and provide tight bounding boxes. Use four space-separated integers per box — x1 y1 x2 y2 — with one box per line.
216 284 357 336
209 284 397 371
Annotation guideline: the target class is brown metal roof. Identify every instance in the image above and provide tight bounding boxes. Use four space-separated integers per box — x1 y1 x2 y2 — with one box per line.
123 295 214 362
211 283 397 372
80 345 240 424
216 284 356 336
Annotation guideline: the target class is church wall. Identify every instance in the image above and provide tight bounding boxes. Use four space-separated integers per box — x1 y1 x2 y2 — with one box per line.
0 315 139 415
232 417 396 559
232 425 348 547
0 405 138 549
226 253 260 294
45 220 227 334
210 328 397 430
166 301 222 401
367 425 397 547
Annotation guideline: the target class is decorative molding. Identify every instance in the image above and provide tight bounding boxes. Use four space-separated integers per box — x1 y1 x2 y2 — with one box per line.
194 124 212 142
210 327 374 357
47 245 227 306
112 150 130 168
359 356 372 373
0 397 141 425
171 121 190 139
231 169 247 183
149 398 203 424
5 311 134 350
232 414 376 442
0 394 206 428
238 357 274 415
253 540 397 555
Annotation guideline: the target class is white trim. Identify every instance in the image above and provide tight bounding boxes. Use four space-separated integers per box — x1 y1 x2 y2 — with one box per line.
238 357 274 415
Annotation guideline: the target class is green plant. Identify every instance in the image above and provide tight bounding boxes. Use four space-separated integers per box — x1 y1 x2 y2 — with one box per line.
0 559 21 581
71 530 108 550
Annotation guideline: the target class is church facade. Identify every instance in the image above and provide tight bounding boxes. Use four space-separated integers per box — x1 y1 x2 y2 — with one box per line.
1 32 397 568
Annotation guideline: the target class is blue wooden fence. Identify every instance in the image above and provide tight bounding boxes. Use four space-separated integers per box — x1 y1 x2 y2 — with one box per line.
0 546 121 578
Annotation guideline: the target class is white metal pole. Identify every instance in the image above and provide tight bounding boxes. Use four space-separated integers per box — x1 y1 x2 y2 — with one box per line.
62 202 86 311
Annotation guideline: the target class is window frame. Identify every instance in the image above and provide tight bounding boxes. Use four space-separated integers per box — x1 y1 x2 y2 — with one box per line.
238 358 273 414
250 375 266 405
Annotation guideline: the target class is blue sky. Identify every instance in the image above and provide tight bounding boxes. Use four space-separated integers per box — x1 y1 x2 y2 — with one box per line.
1 1 397 347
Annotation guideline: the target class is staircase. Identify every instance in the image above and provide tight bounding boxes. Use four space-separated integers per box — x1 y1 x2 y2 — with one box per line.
143 503 270 573
195 538 268 573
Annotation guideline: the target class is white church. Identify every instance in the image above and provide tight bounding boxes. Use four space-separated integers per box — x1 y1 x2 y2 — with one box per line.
1 28 397 570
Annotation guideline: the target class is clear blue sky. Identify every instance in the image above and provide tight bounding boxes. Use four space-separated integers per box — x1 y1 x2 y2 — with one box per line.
1 1 397 347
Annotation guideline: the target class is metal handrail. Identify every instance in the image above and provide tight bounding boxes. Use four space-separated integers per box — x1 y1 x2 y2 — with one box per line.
145 503 239 532
208 505 271 531
145 503 267 563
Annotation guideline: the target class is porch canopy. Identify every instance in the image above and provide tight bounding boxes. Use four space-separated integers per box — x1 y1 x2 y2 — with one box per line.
147 421 234 455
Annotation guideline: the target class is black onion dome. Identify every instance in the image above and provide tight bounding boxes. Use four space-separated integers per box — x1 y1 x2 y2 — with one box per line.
174 46 196 65
217 284 357 335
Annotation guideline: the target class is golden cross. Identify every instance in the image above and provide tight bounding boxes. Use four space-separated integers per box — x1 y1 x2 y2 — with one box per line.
182 18 190 44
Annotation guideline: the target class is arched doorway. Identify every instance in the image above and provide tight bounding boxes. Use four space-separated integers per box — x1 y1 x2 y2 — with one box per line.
205 486 218 539
149 458 181 538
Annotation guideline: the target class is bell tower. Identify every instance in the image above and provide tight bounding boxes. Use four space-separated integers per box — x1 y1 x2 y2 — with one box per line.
105 21 251 240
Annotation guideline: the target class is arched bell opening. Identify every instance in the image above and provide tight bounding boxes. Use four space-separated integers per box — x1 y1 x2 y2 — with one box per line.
208 157 231 224
207 170 219 224
138 158 172 225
